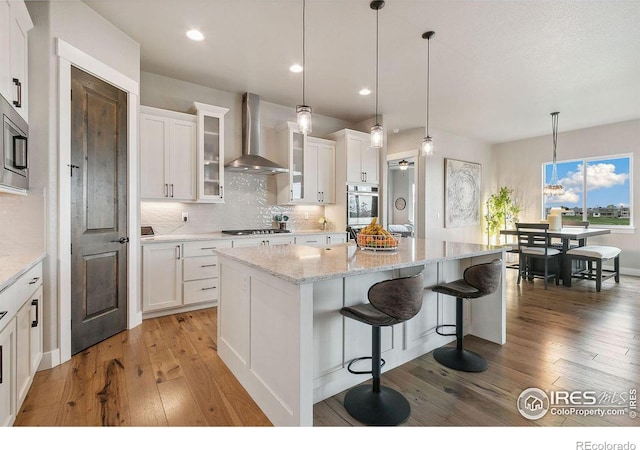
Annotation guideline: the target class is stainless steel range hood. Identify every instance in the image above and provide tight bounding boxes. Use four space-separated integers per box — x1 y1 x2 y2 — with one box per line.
225 92 288 174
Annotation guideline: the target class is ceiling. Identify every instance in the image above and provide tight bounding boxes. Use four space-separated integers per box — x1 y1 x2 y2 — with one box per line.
83 0 640 144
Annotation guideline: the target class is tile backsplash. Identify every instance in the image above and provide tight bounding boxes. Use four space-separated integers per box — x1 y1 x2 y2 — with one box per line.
141 172 336 235
0 188 45 256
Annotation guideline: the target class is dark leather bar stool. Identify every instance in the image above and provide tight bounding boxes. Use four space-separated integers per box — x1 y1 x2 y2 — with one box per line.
431 259 502 372
340 273 424 426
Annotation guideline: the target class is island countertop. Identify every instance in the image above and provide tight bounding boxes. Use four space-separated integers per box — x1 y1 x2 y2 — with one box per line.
216 238 504 285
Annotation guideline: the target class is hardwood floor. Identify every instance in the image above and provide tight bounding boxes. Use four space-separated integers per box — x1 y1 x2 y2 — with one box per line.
14 270 640 427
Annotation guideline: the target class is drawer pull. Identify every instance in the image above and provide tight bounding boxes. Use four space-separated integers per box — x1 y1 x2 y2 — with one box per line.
307 240 319 243
29 277 40 285
201 286 217 291
31 299 39 328
200 247 218 250
0 344 3 384
0 311 6 321
200 264 217 268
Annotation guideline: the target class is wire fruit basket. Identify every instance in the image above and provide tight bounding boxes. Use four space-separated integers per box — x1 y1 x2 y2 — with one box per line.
357 233 401 252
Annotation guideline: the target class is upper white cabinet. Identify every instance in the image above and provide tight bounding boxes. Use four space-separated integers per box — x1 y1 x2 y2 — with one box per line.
329 129 378 185
191 102 229 203
276 122 336 205
0 0 33 122
140 106 196 200
306 137 336 204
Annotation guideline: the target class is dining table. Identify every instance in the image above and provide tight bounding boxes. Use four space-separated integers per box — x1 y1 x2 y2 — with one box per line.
500 226 611 285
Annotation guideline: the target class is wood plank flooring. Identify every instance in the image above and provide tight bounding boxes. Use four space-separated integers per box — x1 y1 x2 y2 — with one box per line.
14 270 640 427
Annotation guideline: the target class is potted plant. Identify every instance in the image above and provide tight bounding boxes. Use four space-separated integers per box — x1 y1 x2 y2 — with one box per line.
484 186 521 245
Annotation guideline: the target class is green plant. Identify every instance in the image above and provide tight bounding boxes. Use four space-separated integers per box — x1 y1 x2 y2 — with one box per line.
485 186 521 245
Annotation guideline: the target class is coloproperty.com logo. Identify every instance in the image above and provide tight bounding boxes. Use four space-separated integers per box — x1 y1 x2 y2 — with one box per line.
517 387 638 420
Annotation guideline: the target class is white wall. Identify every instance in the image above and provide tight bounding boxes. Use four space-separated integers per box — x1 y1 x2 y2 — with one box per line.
492 119 640 272
26 0 140 363
388 127 493 244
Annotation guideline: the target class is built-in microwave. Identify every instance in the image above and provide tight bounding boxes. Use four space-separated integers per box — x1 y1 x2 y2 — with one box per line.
1 94 28 193
347 184 379 229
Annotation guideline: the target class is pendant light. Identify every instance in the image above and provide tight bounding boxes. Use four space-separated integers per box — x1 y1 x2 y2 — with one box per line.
296 0 312 134
543 112 564 196
421 31 435 156
370 1 384 149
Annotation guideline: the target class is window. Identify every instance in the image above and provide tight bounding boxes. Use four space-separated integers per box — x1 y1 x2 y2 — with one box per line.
542 154 632 227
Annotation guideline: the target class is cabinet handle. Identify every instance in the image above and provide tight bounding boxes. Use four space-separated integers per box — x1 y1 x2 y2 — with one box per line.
29 277 40 285
201 286 217 291
200 264 217 268
327 237 331 244
200 247 217 250
31 299 39 328
0 344 3 384
321 192 325 202
220 186 223 198
12 78 22 108
0 311 6 322
164 184 169 197
364 172 367 182
176 245 181 260
170 184 174 197
290 189 293 202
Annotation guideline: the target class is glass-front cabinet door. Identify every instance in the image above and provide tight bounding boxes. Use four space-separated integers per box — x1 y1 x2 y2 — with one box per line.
291 129 305 201
193 102 229 203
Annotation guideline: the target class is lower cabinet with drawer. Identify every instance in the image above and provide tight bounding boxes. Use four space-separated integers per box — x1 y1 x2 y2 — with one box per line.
0 260 44 427
142 239 231 317
295 232 347 246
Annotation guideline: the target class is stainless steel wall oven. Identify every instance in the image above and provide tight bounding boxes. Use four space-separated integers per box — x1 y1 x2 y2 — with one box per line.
1 94 28 193
347 184 379 229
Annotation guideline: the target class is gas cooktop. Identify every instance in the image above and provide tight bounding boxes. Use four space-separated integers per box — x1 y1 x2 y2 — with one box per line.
221 228 291 235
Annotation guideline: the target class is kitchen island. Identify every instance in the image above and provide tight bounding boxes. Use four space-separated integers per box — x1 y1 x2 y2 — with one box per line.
216 238 505 426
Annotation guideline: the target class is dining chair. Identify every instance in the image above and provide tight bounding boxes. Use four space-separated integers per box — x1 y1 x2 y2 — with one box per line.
515 223 561 289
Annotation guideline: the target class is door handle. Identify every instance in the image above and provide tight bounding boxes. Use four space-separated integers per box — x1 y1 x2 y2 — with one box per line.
12 78 22 108
111 237 129 244
31 299 39 328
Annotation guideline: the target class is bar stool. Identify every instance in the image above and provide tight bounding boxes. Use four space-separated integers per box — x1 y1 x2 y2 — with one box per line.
565 245 620 292
431 259 502 372
340 273 424 426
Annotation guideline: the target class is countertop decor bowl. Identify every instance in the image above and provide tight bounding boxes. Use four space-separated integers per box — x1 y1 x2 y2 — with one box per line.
357 233 401 251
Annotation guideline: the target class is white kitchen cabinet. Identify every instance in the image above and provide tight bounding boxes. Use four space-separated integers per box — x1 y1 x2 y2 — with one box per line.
275 123 336 205
142 242 182 312
15 285 41 408
232 235 294 248
191 102 229 203
305 137 335 204
0 259 43 427
142 239 231 316
140 106 197 200
182 240 231 305
295 233 347 247
329 129 378 185
0 317 16 427
0 0 32 122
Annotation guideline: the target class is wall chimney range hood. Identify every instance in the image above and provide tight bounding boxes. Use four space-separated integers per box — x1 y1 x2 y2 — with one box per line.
225 92 288 174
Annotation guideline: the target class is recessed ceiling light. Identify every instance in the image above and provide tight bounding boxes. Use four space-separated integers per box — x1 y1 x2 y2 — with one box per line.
359 88 371 96
186 29 204 41
289 64 303 73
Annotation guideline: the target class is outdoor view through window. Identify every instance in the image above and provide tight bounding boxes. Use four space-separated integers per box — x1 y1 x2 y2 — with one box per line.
543 155 632 226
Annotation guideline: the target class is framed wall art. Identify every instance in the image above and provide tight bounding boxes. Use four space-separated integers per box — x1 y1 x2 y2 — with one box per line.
444 158 481 228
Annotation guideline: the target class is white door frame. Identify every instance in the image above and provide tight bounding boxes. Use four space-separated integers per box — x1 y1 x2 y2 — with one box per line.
56 38 141 364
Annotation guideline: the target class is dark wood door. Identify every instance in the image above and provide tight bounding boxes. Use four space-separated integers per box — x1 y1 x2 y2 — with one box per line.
71 66 128 355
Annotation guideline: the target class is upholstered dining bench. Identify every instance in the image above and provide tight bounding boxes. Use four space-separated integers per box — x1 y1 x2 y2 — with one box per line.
565 245 621 292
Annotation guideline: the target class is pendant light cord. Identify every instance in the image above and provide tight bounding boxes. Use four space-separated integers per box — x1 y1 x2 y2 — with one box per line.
426 36 430 136
302 0 306 106
375 5 379 124
551 112 558 164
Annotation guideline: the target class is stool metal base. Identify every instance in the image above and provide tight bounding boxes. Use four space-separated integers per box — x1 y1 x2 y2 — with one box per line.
343 384 411 426
433 347 488 372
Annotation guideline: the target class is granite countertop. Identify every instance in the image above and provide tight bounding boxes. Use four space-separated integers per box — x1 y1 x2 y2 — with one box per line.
140 229 346 243
216 238 505 285
0 250 47 293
